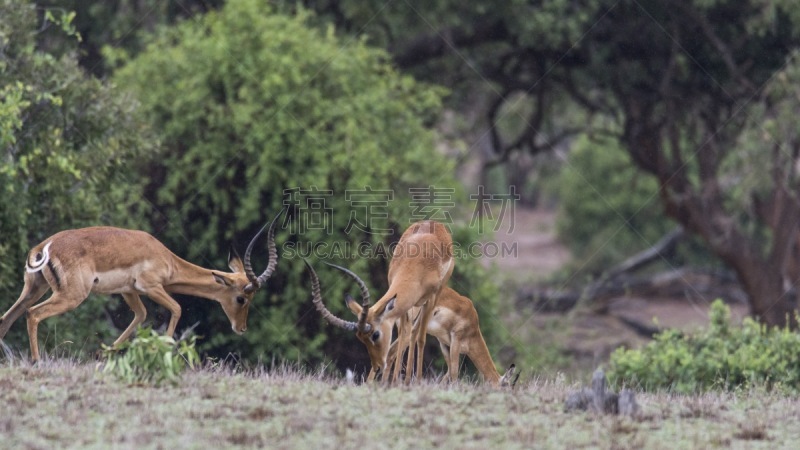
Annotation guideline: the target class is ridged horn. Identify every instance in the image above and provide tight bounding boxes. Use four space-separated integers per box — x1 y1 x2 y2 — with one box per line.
243 210 282 293
304 259 357 331
324 262 372 333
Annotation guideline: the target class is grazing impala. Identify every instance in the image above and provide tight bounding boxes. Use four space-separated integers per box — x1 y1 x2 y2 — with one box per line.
305 260 396 382
0 213 280 361
307 220 454 383
384 287 516 386
307 261 514 385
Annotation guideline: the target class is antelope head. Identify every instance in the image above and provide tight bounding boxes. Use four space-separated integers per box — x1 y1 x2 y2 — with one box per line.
216 212 281 334
305 260 394 381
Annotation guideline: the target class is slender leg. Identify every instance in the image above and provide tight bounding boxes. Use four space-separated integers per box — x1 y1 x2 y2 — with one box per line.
112 293 148 346
413 301 437 382
448 331 461 383
385 339 399 369
392 314 411 384
26 292 86 361
438 340 451 382
399 316 417 385
142 286 182 337
0 273 49 339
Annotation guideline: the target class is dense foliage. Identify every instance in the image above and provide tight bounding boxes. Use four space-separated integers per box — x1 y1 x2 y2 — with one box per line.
0 0 156 352
609 300 800 393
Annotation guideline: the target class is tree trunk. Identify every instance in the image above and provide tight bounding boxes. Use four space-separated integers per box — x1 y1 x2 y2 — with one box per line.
623 113 799 328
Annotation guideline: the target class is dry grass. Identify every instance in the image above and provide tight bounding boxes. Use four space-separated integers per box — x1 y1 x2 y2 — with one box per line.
2 359 800 449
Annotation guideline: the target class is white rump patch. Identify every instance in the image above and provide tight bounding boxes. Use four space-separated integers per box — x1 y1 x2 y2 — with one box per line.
26 241 52 273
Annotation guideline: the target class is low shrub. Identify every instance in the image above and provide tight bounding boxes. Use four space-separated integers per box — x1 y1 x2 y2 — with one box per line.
101 327 199 386
608 299 800 393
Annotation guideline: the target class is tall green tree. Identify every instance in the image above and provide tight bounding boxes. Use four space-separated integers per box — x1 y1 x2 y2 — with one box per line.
115 0 507 372
0 0 156 355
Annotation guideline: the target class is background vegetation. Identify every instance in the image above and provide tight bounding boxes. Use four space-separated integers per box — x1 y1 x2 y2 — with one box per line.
556 135 674 274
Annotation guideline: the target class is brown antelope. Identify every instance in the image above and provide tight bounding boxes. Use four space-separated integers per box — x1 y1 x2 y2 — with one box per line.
386 287 516 386
0 213 280 361
306 263 515 385
306 219 454 383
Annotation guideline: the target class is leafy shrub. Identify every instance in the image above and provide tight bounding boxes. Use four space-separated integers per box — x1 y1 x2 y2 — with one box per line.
608 300 800 393
102 327 200 386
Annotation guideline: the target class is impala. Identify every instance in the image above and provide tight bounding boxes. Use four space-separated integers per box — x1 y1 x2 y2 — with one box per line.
0 213 280 361
383 287 517 386
307 261 514 385
307 220 454 383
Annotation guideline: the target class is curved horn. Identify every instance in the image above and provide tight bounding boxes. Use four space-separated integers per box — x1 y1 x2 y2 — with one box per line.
304 260 357 331
324 262 371 333
243 211 282 291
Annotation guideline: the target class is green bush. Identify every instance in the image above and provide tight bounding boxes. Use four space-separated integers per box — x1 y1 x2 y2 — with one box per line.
102 327 200 386
608 300 800 393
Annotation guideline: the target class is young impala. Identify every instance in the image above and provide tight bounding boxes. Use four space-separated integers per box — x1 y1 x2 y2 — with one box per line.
0 213 281 361
382 287 517 386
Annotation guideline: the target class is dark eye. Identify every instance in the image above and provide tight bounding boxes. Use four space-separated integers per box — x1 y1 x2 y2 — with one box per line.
236 296 247 305
371 331 381 342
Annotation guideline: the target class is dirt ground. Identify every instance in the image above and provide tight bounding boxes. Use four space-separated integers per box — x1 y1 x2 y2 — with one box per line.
482 206 750 363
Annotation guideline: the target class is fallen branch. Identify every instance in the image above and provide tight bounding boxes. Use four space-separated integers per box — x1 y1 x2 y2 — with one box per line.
517 267 744 312
603 227 685 280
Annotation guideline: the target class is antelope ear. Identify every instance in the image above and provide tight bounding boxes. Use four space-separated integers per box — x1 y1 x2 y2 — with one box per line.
386 296 396 312
228 248 245 273
345 294 362 316
374 295 396 320
213 272 234 286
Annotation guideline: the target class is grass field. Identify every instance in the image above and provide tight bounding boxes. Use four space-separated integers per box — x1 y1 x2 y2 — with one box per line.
2 359 800 449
